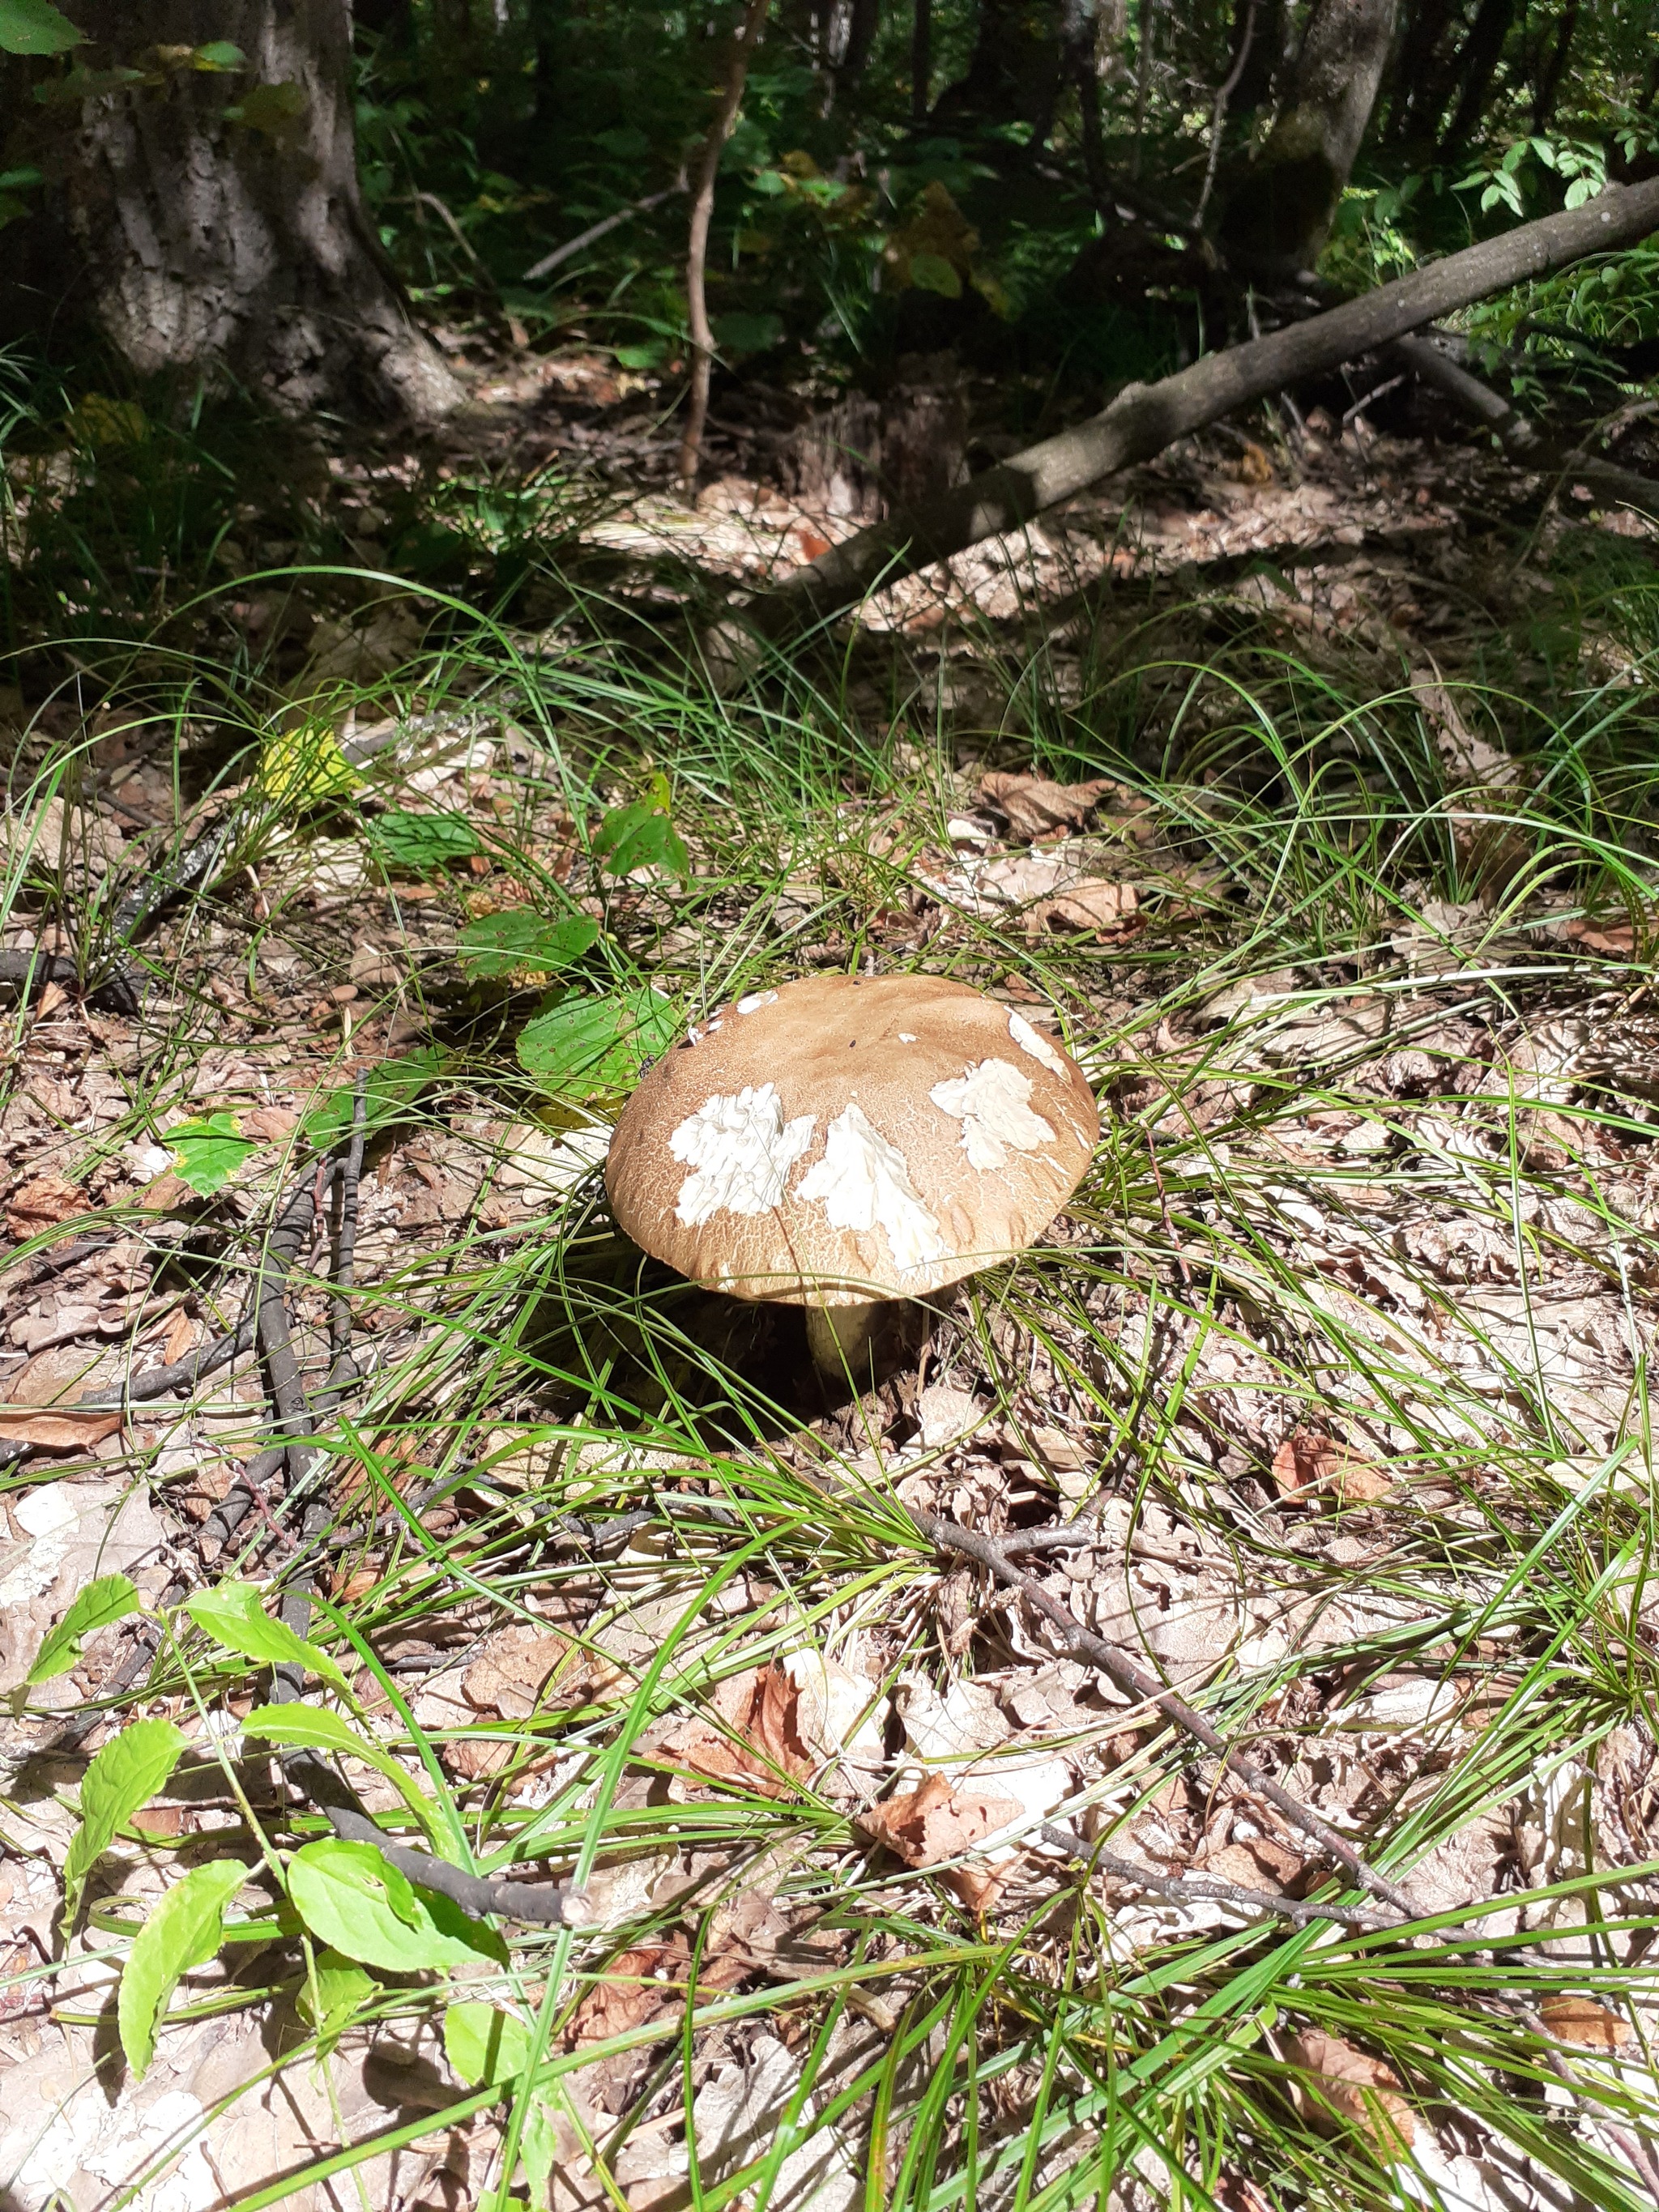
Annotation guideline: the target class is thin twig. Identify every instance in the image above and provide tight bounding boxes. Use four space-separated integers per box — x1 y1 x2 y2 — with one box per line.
1041 1825 1394 1930
522 177 687 283
909 1504 1418 1919
676 0 770 489
258 1084 581 1931
1195 0 1256 225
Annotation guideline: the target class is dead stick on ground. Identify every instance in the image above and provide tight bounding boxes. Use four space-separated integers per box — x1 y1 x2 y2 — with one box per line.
263 1085 583 1930
1390 328 1659 513
909 1504 1418 1918
676 0 770 490
741 175 1659 632
1041 1824 1394 1931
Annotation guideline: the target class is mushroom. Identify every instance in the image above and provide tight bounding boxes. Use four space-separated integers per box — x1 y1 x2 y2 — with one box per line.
604 973 1098 1379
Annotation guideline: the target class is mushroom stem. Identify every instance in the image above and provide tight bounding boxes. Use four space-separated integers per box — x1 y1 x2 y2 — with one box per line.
805 1299 882 1379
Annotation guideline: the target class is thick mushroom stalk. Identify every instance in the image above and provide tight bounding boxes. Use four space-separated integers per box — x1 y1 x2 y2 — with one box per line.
804 1298 883 1378
604 973 1100 1401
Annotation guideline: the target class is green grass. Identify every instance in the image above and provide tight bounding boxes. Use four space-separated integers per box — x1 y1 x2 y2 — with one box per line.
5 552 1659 2212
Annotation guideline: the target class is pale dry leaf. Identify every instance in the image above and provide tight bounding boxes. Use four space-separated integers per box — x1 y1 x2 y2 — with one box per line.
1280 2027 1417 2157
1270 1430 1392 1504
1565 914 1638 954
462 1625 573 1719
781 1649 887 1763
160 1306 198 1366
1205 1835 1303 1891
6 1174 87 1242
858 1771 1026 1905
0 1407 123 1453
1030 880 1141 936
1537 1995 1634 2050
979 771 1115 840
662 1663 816 1795
241 1106 298 1141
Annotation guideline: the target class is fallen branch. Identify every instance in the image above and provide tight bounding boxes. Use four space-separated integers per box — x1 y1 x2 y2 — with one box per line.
1391 329 1659 513
260 1087 582 1930
522 177 688 284
745 176 1659 631
909 1504 1417 1918
1041 1824 1395 1930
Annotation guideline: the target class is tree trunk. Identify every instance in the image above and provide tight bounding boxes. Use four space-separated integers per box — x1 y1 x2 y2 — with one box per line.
1218 0 1401 277
930 0 1065 139
1530 1 1578 133
23 2 463 422
1437 0 1516 157
910 0 931 123
1383 0 1458 143
746 176 1659 631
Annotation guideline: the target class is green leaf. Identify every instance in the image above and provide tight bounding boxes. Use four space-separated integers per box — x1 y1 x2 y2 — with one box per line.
286 1839 505 1973
907 250 962 298
592 799 689 880
241 1705 440 1843
712 310 784 357
260 722 360 808
296 1949 377 2052
186 1583 348 1691
62 1718 187 1932
117 1858 249 2077
301 1045 443 1149
191 39 245 69
613 339 667 371
226 79 306 135
445 2004 557 2199
0 0 83 53
166 1112 258 1196
515 988 677 1099
32 62 143 101
457 910 600 980
372 808 480 872
445 1998 533 2083
28 1572 140 1685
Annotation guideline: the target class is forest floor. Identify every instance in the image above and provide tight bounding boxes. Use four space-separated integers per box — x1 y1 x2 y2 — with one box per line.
3 339 1659 2212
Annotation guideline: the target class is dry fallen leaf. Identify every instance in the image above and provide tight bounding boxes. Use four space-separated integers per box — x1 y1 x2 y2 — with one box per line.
662 1663 817 1795
0 1406 123 1452
1538 1995 1634 2050
6 1174 87 1242
979 771 1115 841
241 1106 299 1141
160 1306 198 1367
1280 2027 1417 2156
1270 1429 1392 1505
1566 915 1638 954
463 1625 574 1719
1030 880 1141 936
569 1930 751 2045
857 1772 1026 1908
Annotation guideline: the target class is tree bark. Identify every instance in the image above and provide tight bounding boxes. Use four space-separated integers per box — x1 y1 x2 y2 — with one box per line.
747 176 1659 630
1437 0 1517 158
676 0 771 488
1384 0 1458 143
1392 330 1659 512
910 0 931 124
18 2 463 422
931 0 1065 139
1530 0 1578 133
1218 0 1401 276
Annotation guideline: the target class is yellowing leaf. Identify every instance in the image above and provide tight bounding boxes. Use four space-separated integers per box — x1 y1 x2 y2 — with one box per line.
261 722 360 808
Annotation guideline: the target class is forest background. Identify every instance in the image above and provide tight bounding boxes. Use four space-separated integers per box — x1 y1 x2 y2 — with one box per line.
2 4 1659 2212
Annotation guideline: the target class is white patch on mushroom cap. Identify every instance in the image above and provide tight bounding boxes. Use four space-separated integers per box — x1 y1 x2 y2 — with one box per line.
670 1085 816 1225
1008 1010 1067 1077
930 1057 1056 1170
795 1102 949 1272
735 990 778 1015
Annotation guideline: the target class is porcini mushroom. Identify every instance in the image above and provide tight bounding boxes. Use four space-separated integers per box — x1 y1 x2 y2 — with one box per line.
605 973 1098 1378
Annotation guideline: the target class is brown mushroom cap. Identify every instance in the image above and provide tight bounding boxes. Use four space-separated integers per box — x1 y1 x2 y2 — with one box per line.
605 974 1098 1306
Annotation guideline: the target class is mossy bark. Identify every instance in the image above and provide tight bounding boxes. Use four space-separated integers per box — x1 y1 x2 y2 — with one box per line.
6 2 463 422
1218 0 1401 278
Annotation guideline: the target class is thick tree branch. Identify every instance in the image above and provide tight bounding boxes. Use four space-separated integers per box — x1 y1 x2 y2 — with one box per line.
747 177 1659 632
1392 329 1659 512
